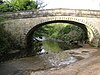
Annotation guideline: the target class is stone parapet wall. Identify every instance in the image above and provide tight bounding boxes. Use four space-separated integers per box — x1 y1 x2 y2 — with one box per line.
1 8 100 19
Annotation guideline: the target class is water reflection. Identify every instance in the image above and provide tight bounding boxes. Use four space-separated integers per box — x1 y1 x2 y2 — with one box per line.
33 37 79 67
34 36 82 54
42 40 62 53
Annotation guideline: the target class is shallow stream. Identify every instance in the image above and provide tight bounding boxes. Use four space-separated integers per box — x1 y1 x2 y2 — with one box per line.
0 37 84 75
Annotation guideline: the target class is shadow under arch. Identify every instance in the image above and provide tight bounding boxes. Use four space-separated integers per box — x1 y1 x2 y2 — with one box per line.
26 20 88 55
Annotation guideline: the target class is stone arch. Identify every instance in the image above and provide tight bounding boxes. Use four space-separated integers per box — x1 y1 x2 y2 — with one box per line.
25 18 99 54
26 16 99 50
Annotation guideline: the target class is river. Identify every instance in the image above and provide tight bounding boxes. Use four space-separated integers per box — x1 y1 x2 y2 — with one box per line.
0 37 91 75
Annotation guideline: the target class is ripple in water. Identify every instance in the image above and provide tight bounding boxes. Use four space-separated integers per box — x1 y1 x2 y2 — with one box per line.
39 50 78 67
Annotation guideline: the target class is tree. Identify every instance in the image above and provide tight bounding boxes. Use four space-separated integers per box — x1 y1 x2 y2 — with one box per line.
0 0 45 12
0 0 3 4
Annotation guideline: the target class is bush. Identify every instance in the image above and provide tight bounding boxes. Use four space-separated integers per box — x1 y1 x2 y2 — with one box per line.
0 13 15 56
0 0 40 12
33 23 86 42
0 24 10 55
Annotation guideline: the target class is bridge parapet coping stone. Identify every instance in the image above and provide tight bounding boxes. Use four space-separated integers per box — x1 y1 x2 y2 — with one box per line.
1 8 100 19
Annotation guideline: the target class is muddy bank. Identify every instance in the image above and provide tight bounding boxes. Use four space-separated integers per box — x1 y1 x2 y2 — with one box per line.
25 47 100 75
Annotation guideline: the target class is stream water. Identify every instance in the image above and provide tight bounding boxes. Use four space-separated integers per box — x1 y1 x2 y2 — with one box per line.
0 37 83 75
33 37 81 68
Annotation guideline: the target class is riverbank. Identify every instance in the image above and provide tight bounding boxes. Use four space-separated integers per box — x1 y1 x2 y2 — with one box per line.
27 45 100 75
0 44 99 75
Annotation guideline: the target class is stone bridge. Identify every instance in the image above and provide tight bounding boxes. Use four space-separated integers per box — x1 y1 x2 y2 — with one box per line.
2 8 100 50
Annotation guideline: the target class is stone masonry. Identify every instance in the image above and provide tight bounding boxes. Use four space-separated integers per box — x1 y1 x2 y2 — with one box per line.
1 8 100 49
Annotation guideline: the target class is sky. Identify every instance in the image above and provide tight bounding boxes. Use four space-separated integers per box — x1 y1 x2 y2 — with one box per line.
3 0 100 10
42 0 100 10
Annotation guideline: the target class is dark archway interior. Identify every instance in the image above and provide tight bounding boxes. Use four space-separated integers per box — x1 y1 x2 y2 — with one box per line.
26 20 88 54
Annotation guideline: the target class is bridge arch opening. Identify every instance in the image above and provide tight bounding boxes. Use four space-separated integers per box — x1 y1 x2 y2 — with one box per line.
26 20 96 54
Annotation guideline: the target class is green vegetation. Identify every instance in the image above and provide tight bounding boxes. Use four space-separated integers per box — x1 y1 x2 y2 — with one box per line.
33 23 66 37
43 40 62 53
0 14 10 55
0 14 17 56
0 0 43 12
32 23 87 53
33 23 86 42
